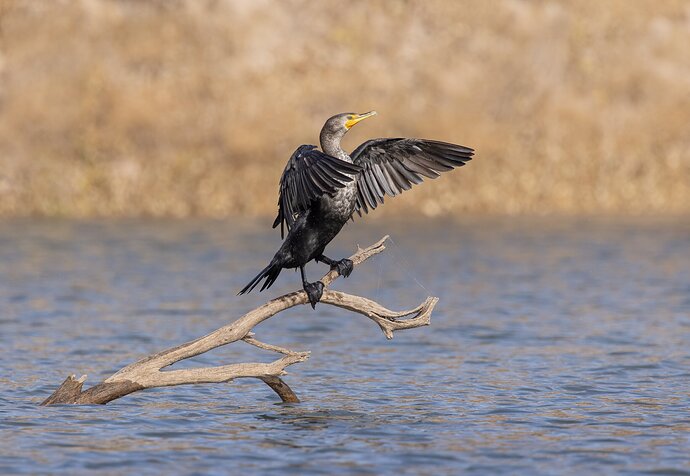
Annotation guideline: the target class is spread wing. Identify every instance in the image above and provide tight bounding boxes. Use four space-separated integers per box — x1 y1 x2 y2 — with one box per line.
351 138 474 215
272 144 362 238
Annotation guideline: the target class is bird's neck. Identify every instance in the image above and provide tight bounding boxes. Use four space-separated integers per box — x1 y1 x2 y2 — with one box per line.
320 129 350 162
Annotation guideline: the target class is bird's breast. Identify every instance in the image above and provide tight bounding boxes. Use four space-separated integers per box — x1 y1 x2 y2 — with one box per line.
321 181 357 221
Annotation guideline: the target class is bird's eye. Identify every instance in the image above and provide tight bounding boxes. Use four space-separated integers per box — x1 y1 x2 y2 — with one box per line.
347 115 354 120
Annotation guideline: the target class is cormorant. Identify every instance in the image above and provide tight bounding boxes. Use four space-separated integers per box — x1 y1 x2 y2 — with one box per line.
238 111 474 308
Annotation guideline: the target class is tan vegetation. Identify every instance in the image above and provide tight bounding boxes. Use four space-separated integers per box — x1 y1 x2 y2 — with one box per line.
0 0 688 217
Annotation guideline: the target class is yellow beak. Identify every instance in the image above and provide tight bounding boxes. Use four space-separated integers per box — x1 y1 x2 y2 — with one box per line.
345 111 377 129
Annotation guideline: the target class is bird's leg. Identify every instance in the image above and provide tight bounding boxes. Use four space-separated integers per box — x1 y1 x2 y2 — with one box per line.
316 254 353 278
300 265 324 310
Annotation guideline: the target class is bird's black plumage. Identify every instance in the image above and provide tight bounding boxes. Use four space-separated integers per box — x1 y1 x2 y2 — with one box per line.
351 138 474 214
272 144 362 238
238 112 475 308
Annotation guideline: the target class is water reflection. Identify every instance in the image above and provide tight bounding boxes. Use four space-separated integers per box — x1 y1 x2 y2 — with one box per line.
1 217 689 474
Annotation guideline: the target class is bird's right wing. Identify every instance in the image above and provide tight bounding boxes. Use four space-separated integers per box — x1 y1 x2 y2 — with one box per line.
272 145 362 238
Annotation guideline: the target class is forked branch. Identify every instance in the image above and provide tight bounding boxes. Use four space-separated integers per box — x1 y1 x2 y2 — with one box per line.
41 236 437 406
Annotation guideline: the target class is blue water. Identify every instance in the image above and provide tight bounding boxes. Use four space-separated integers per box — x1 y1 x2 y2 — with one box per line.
1 217 689 475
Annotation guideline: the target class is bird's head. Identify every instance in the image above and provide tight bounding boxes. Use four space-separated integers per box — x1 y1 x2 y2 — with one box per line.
319 111 377 156
322 111 377 135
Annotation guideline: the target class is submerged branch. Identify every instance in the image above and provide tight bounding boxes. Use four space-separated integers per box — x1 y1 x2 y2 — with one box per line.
41 235 436 406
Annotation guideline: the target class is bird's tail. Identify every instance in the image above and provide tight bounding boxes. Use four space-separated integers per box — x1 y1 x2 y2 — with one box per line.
237 260 283 295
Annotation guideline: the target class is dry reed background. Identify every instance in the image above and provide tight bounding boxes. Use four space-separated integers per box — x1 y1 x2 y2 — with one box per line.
0 0 688 218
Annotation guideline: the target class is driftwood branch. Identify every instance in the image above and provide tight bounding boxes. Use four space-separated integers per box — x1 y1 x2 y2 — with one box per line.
41 235 437 406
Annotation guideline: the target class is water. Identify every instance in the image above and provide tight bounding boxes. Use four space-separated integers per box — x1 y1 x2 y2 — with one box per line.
1 217 689 475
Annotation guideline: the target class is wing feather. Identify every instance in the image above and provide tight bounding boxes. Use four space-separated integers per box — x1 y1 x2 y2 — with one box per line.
352 138 474 215
372 162 397 196
363 165 385 203
272 145 362 238
384 162 412 191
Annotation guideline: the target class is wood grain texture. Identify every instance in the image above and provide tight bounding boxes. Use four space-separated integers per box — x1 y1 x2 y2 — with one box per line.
41 236 436 406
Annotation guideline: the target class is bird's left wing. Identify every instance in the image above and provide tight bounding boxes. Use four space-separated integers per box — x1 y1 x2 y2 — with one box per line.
272 145 362 238
351 138 474 215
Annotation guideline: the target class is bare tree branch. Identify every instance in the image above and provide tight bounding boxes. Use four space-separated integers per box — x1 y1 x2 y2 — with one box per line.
242 332 303 355
323 291 436 339
41 235 437 406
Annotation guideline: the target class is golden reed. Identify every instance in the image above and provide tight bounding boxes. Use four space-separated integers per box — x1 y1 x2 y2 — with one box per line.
0 0 688 217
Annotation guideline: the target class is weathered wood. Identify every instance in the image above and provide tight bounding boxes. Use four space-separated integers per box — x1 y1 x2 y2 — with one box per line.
259 376 300 403
75 380 144 405
41 375 86 405
41 236 437 406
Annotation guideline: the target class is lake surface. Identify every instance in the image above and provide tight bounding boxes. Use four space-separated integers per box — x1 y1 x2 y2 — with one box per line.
1 217 689 475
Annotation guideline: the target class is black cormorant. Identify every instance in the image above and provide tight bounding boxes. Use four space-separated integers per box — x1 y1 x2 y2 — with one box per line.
238 111 474 308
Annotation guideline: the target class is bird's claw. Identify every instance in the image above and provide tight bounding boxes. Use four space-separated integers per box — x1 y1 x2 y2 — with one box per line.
331 258 353 278
304 281 324 309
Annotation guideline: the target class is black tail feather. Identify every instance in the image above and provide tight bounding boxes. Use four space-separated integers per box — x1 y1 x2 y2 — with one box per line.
238 261 283 295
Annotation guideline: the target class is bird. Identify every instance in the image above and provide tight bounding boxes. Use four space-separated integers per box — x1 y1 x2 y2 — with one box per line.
238 111 474 309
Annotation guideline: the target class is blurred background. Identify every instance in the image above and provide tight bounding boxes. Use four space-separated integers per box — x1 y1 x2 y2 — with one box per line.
3 3 690 473
0 0 688 217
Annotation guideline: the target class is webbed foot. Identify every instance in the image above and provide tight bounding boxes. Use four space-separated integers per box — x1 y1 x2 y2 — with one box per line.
304 281 324 309
331 258 353 278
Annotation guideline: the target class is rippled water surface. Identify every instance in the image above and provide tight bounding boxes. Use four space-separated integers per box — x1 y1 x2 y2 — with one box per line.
1 217 689 475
